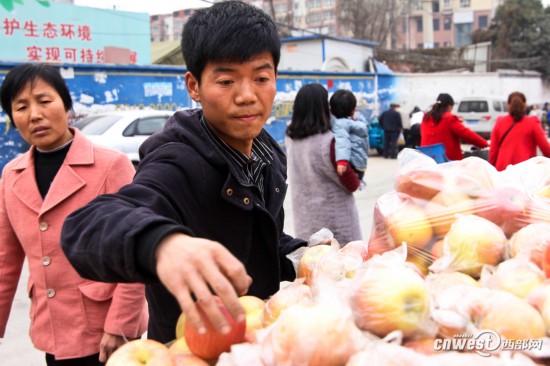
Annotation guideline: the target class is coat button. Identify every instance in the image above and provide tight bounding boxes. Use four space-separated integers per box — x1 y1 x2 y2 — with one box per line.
39 222 49 231
226 188 233 197
243 197 250 205
41 256 51 266
46 288 56 298
275 187 280 193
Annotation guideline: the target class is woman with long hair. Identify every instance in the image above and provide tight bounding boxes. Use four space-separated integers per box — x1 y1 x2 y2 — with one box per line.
489 91 550 171
420 93 488 160
285 83 361 245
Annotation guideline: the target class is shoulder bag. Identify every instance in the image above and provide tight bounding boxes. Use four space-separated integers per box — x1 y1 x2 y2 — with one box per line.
492 120 517 163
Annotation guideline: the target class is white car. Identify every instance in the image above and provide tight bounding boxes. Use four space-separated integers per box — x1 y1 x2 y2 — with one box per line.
74 110 174 167
455 96 507 140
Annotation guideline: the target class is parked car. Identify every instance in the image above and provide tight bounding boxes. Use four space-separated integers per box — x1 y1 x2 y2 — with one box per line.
455 96 507 140
74 110 174 167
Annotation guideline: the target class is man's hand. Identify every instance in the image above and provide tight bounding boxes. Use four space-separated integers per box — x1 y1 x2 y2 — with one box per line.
155 233 251 335
99 333 126 362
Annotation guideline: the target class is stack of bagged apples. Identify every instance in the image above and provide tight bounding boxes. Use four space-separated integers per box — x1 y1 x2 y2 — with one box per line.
107 150 550 365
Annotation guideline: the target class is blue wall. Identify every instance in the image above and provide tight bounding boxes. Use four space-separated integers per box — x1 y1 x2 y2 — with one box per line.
0 62 396 171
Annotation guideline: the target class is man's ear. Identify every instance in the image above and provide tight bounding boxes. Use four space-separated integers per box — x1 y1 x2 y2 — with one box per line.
185 72 200 102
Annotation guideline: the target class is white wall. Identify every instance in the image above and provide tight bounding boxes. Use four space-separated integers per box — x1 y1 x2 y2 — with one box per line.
395 70 550 116
279 38 375 72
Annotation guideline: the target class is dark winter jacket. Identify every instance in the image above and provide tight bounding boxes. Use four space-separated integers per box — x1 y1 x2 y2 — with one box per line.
61 108 306 343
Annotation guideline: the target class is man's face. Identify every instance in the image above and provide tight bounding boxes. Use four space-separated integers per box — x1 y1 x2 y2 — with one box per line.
186 52 277 155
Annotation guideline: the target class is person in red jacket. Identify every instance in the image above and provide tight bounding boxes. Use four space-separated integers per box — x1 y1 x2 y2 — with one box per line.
420 93 488 160
489 91 550 171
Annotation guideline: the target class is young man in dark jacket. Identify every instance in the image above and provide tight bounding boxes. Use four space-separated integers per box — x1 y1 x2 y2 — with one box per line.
61 0 306 343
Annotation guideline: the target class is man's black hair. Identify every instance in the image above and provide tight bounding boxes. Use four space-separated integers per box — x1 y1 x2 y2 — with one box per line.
182 0 280 83
329 89 357 119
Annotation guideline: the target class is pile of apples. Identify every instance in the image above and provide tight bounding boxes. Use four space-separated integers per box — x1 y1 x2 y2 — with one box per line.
107 151 550 365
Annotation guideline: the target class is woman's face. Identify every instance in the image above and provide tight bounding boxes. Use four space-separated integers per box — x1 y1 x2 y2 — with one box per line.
10 78 73 151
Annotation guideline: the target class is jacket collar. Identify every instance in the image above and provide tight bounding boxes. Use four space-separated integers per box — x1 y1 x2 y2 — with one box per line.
11 128 93 215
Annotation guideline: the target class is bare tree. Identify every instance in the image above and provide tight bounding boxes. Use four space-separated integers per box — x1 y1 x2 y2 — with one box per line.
338 0 400 46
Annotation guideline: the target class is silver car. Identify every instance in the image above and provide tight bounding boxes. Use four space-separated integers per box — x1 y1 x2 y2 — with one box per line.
74 110 174 167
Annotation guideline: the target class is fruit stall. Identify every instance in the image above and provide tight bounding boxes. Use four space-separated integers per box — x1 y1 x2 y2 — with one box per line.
107 150 550 366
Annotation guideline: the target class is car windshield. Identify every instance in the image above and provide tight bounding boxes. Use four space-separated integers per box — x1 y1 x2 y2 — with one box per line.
458 101 489 113
79 115 123 135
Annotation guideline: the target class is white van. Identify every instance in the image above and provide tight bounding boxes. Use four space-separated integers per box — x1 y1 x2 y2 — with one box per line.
455 96 507 140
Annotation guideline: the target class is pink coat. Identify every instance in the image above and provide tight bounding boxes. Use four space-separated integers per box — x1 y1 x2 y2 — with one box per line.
0 128 148 359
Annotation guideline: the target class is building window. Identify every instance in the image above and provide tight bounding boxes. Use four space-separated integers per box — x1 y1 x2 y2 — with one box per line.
460 0 471 7
309 0 321 8
417 43 424 49
444 41 452 46
455 22 473 46
324 0 333 5
434 42 440 48
443 0 451 5
417 17 423 32
433 0 440 13
433 19 440 31
444 17 452 30
479 15 488 28
275 4 287 12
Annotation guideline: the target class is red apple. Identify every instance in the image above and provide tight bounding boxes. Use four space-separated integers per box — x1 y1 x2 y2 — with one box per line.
261 280 311 327
351 261 431 338
474 186 530 236
238 295 265 343
430 215 506 278
261 301 362 366
340 240 369 261
387 204 433 250
509 223 550 269
106 339 174 366
296 244 333 285
183 296 246 360
425 190 475 238
395 167 445 201
471 290 546 340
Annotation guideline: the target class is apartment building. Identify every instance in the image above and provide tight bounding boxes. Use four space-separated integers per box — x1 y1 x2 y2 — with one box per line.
149 0 502 49
396 0 504 49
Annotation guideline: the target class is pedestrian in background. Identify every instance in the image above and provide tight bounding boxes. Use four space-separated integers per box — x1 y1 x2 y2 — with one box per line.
329 89 369 183
489 91 550 171
286 83 362 245
378 103 403 159
420 93 488 160
0 63 148 365
409 106 423 147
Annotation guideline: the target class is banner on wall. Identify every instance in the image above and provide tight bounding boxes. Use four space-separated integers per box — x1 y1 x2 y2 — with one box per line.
0 1 151 64
0 62 397 170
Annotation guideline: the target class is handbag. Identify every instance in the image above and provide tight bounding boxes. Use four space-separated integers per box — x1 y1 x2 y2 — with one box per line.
397 131 405 146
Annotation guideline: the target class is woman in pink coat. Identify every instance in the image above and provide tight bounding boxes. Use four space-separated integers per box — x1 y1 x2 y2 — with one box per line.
0 64 148 365
489 91 550 171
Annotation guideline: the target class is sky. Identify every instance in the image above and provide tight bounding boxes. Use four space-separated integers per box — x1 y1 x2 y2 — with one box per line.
74 0 550 15
73 0 212 15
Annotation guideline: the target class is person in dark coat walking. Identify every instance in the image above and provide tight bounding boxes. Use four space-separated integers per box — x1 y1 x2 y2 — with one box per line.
379 103 403 159
60 1 307 344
